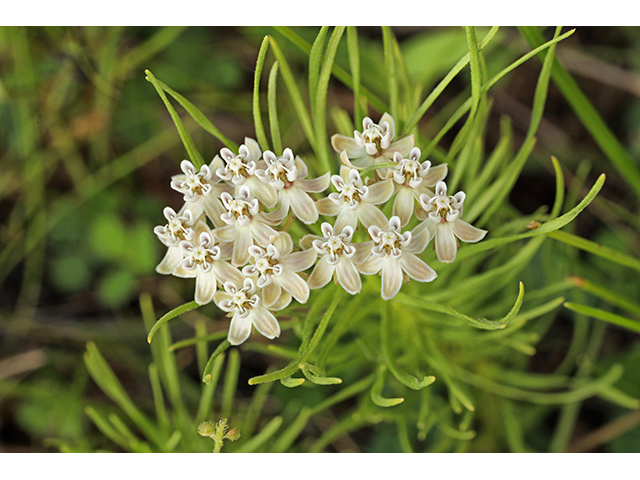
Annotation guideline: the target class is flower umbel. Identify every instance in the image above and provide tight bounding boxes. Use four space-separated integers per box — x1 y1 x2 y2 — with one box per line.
417 181 487 263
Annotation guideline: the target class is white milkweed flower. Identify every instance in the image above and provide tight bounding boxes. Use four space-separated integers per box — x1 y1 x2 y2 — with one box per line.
256 148 330 225
331 113 415 172
301 222 372 295
214 277 281 346
214 137 278 208
316 166 393 232
357 216 437 301
173 227 245 306
212 185 280 267
417 181 487 263
170 158 231 227
242 232 317 308
389 147 448 227
154 207 196 275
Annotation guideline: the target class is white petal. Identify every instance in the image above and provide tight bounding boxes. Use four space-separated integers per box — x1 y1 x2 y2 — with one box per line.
379 112 396 139
335 257 362 295
249 220 279 246
350 241 373 265
381 257 404 300
244 137 262 161
316 197 342 216
423 163 448 186
269 291 292 311
307 256 335 290
281 248 317 272
450 219 487 244
273 231 294 256
296 172 331 193
156 246 184 275
299 234 322 251
365 179 394 205
227 313 252 345
334 207 359 233
435 223 458 263
246 176 278 208
400 252 437 282
405 223 431 254
277 270 310 304
331 134 365 157
384 135 414 159
212 225 236 243
262 281 282 308
392 186 415 227
339 149 375 170
357 202 389 231
195 270 217 305
232 226 254 267
212 261 245 286
357 254 383 275
249 307 281 340
283 187 318 225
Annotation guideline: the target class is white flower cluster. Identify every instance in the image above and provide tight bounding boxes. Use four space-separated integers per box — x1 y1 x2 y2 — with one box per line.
155 115 487 346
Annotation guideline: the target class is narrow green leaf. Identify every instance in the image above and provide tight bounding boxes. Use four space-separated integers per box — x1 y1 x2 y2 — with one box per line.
252 36 271 152
268 36 316 151
381 302 436 390
202 340 231 384
147 300 200 343
309 26 330 114
398 282 525 330
548 230 640 273
280 377 305 388
314 26 346 173
145 69 204 167
267 61 282 155
346 26 363 124
564 302 640 335
370 367 404 407
221 348 240 419
568 276 640 319
520 26 640 199
458 173 606 261
382 26 399 120
403 26 500 134
300 363 342 385
236 416 283 453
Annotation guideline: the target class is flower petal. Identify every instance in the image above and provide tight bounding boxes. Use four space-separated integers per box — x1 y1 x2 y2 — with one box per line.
195 270 217 305
450 218 487 244
250 307 281 340
212 260 245 286
277 270 310 304
281 248 317 272
357 254 383 275
262 281 282 308
435 223 458 263
212 225 236 243
232 226 254 267
331 134 365 157
350 241 373 265
400 252 437 282
227 313 252 345
365 178 394 205
156 246 184 275
282 187 319 225
334 207 359 233
296 172 331 193
335 257 362 295
249 220 279 246
392 186 416 227
381 257 403 301
384 135 415 159
316 197 342 216
246 176 278 208
422 163 448 186
307 255 335 290
357 202 388 231
405 223 432 254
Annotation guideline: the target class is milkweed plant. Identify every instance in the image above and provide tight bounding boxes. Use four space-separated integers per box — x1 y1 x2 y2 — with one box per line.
81 27 635 454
